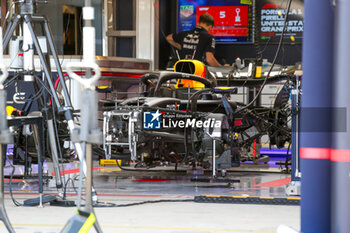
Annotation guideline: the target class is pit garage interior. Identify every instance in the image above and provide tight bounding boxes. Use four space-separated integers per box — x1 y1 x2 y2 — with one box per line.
0 0 348 233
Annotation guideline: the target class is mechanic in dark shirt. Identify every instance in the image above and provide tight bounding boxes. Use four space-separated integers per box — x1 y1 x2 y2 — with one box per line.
166 13 222 67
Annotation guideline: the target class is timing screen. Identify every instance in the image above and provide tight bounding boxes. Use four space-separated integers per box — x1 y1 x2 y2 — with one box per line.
196 6 249 37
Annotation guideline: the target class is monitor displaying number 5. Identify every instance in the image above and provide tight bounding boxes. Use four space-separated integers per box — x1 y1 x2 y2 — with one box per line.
220 11 226 18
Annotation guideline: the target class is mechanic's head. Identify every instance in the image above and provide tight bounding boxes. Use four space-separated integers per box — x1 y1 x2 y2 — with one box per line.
198 13 214 31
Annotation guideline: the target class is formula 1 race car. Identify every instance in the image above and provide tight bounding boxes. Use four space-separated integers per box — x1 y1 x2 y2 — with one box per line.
102 60 294 169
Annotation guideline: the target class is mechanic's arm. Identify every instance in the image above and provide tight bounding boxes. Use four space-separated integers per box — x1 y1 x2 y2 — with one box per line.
206 52 221 67
166 34 181 50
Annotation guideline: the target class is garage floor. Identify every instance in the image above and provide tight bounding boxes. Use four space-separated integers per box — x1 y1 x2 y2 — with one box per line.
0 160 300 233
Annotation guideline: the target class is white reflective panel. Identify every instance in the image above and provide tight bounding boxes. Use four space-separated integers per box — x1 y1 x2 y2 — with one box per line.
136 0 155 69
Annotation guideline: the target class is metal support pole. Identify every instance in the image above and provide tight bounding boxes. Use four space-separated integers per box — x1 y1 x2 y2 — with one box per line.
0 146 15 233
85 145 92 208
68 90 102 233
47 119 63 189
62 2 101 196
291 83 300 182
43 19 73 109
64 1 103 230
32 123 44 208
2 19 14 47
0 27 15 232
332 0 350 231
212 139 216 178
85 0 92 26
291 100 298 177
206 132 218 178
86 143 103 232
300 0 334 232
2 15 20 50
22 16 34 76
286 78 301 196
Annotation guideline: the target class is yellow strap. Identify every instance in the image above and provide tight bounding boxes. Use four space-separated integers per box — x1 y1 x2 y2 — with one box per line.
78 213 96 233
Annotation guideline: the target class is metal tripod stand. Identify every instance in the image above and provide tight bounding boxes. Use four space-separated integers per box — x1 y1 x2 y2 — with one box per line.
2 0 98 199
0 27 15 233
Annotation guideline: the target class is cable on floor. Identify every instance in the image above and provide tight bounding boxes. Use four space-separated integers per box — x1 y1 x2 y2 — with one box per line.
8 161 23 206
112 199 194 207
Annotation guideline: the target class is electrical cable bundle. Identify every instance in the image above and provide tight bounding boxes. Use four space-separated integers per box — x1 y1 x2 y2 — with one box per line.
237 0 293 113
252 0 263 63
